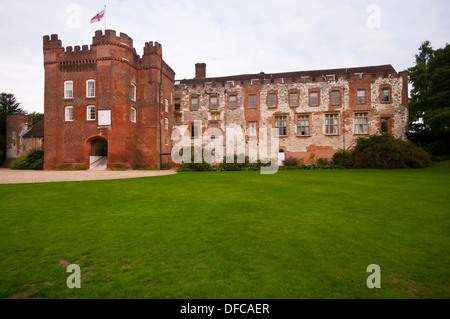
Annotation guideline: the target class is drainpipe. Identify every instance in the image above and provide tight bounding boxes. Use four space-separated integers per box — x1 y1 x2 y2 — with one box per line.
159 53 163 169
342 87 346 150
224 89 227 159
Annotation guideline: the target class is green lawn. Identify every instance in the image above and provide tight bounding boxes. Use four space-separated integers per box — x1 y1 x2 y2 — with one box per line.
1 164 449 299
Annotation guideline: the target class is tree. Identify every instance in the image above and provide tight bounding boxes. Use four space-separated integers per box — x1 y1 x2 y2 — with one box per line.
407 42 450 160
0 93 27 163
28 112 44 124
0 93 26 117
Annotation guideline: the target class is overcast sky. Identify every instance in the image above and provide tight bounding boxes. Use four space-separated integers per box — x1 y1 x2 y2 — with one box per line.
0 0 449 113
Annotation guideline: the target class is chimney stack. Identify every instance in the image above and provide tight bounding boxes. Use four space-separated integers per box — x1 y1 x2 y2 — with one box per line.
195 63 206 79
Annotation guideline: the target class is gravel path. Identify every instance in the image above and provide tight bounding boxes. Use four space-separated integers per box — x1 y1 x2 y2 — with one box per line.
0 168 177 184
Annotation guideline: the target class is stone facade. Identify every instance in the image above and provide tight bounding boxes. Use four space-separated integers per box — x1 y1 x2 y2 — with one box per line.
173 64 409 164
5 115 43 165
43 30 408 169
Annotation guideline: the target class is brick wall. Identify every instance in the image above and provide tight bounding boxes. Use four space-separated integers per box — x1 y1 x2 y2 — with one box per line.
43 31 175 170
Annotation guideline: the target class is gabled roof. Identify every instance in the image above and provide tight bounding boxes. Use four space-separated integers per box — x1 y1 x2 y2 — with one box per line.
23 119 44 138
177 64 398 85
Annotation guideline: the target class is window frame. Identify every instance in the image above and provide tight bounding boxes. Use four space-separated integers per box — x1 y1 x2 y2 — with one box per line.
297 114 311 137
248 94 257 109
86 79 95 98
131 83 136 102
275 115 287 137
190 96 199 111
354 112 369 135
191 123 199 139
165 99 169 113
65 106 74 122
229 94 237 109
309 90 320 106
249 121 257 137
331 90 340 106
289 91 299 108
357 89 366 104
325 113 339 135
165 117 169 130
268 93 277 108
381 87 391 103
381 116 391 133
210 95 218 110
210 122 219 139
86 105 96 121
131 107 137 123
174 98 181 111
64 81 73 99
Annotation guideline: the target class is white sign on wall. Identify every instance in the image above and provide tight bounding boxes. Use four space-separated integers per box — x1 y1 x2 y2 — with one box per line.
98 110 111 126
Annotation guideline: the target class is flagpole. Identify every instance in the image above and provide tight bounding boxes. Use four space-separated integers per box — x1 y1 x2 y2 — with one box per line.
104 5 106 32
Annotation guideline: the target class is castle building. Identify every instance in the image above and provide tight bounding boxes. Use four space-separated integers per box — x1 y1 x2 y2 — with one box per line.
43 30 408 170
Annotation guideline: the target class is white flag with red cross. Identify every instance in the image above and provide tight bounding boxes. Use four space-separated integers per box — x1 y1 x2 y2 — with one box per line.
90 7 105 23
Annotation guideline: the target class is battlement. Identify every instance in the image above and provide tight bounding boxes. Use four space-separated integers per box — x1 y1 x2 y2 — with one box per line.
43 34 62 49
64 44 91 54
92 29 134 48
144 41 162 55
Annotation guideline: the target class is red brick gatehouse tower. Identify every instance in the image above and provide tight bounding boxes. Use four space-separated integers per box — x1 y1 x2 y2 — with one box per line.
43 30 175 170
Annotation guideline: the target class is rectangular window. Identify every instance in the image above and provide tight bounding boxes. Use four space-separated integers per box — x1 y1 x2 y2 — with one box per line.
381 88 390 102
131 83 136 101
191 97 198 110
249 121 257 137
210 96 218 109
331 90 340 105
325 114 339 135
174 98 181 111
64 81 73 99
249 95 256 108
191 123 199 139
65 106 73 121
229 95 237 108
268 93 277 108
357 90 365 104
87 105 95 121
381 117 390 133
310 92 319 106
297 115 310 136
131 107 136 123
165 117 168 130
211 123 218 138
165 99 169 113
290 92 298 107
86 80 95 98
275 116 287 136
165 137 169 146
354 113 368 135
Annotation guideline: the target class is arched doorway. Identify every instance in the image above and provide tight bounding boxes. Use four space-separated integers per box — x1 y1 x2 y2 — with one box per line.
87 136 108 170
278 149 285 166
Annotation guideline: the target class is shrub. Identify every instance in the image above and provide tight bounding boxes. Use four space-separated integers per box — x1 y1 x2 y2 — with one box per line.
283 157 304 166
134 167 157 171
316 157 330 166
181 161 212 171
342 134 432 169
10 149 44 170
10 157 29 170
332 150 352 166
